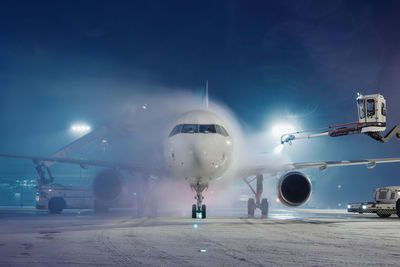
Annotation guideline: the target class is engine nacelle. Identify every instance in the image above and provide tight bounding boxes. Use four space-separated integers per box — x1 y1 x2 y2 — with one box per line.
277 171 312 207
92 169 124 202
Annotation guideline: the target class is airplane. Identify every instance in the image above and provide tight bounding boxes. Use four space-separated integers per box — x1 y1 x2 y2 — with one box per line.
1 95 400 219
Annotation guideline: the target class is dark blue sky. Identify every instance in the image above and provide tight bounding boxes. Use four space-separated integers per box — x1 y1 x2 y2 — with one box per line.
1 0 400 206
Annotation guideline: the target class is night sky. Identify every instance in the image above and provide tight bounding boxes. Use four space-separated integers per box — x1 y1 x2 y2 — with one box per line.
1 0 400 207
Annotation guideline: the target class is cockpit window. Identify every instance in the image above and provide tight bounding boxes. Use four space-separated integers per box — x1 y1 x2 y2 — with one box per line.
381 102 386 116
168 124 182 137
181 124 198 133
169 124 229 137
200 124 216 134
366 99 375 117
357 99 365 119
216 125 229 136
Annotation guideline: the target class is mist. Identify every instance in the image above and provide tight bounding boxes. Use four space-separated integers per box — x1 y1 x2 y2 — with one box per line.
53 87 294 216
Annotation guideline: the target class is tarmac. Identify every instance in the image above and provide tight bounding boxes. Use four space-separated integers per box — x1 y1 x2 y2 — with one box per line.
1 208 400 266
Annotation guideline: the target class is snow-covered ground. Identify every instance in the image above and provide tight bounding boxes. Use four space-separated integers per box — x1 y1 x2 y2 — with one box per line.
0 209 399 266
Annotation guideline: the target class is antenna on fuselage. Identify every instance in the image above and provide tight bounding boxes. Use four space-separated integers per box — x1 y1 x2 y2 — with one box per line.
205 80 209 109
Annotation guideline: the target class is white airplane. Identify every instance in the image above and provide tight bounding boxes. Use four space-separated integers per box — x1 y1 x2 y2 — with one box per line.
1 105 400 219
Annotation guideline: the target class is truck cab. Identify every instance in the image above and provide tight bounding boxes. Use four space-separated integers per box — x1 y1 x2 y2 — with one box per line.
374 186 400 204
357 93 387 133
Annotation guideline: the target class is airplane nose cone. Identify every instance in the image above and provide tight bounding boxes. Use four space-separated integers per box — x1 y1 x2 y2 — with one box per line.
164 134 233 181
192 149 214 172
190 140 230 178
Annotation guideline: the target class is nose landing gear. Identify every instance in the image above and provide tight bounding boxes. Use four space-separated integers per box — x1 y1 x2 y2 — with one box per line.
243 174 269 218
191 182 208 219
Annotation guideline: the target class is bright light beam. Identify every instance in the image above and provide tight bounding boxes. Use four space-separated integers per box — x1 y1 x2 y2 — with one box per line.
70 123 91 134
271 124 295 138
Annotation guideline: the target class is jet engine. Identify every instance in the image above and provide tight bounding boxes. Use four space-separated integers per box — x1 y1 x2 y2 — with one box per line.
277 171 312 207
92 169 124 202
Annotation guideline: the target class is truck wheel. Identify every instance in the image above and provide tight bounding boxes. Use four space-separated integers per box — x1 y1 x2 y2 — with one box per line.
377 213 391 218
48 197 66 214
396 200 400 218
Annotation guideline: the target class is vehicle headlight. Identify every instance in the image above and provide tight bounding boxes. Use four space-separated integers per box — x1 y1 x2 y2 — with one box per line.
362 205 367 210
347 205 351 209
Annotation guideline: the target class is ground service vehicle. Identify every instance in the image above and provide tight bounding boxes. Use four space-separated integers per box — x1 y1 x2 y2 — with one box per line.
281 93 400 145
347 186 400 218
36 184 93 213
36 183 137 214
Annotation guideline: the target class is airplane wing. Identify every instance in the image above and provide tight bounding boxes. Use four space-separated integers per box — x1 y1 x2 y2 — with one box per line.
2 153 400 178
291 158 400 170
239 157 400 177
0 153 162 174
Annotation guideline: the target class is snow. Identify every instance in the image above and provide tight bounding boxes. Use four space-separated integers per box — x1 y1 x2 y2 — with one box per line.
0 209 399 266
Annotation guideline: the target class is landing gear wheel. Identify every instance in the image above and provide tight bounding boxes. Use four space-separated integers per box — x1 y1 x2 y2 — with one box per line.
377 213 391 218
261 198 269 217
201 204 206 219
396 199 400 218
48 197 66 214
192 204 197 219
248 198 255 217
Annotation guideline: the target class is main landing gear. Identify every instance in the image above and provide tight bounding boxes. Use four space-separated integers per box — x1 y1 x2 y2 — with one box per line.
191 182 207 219
243 174 269 218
